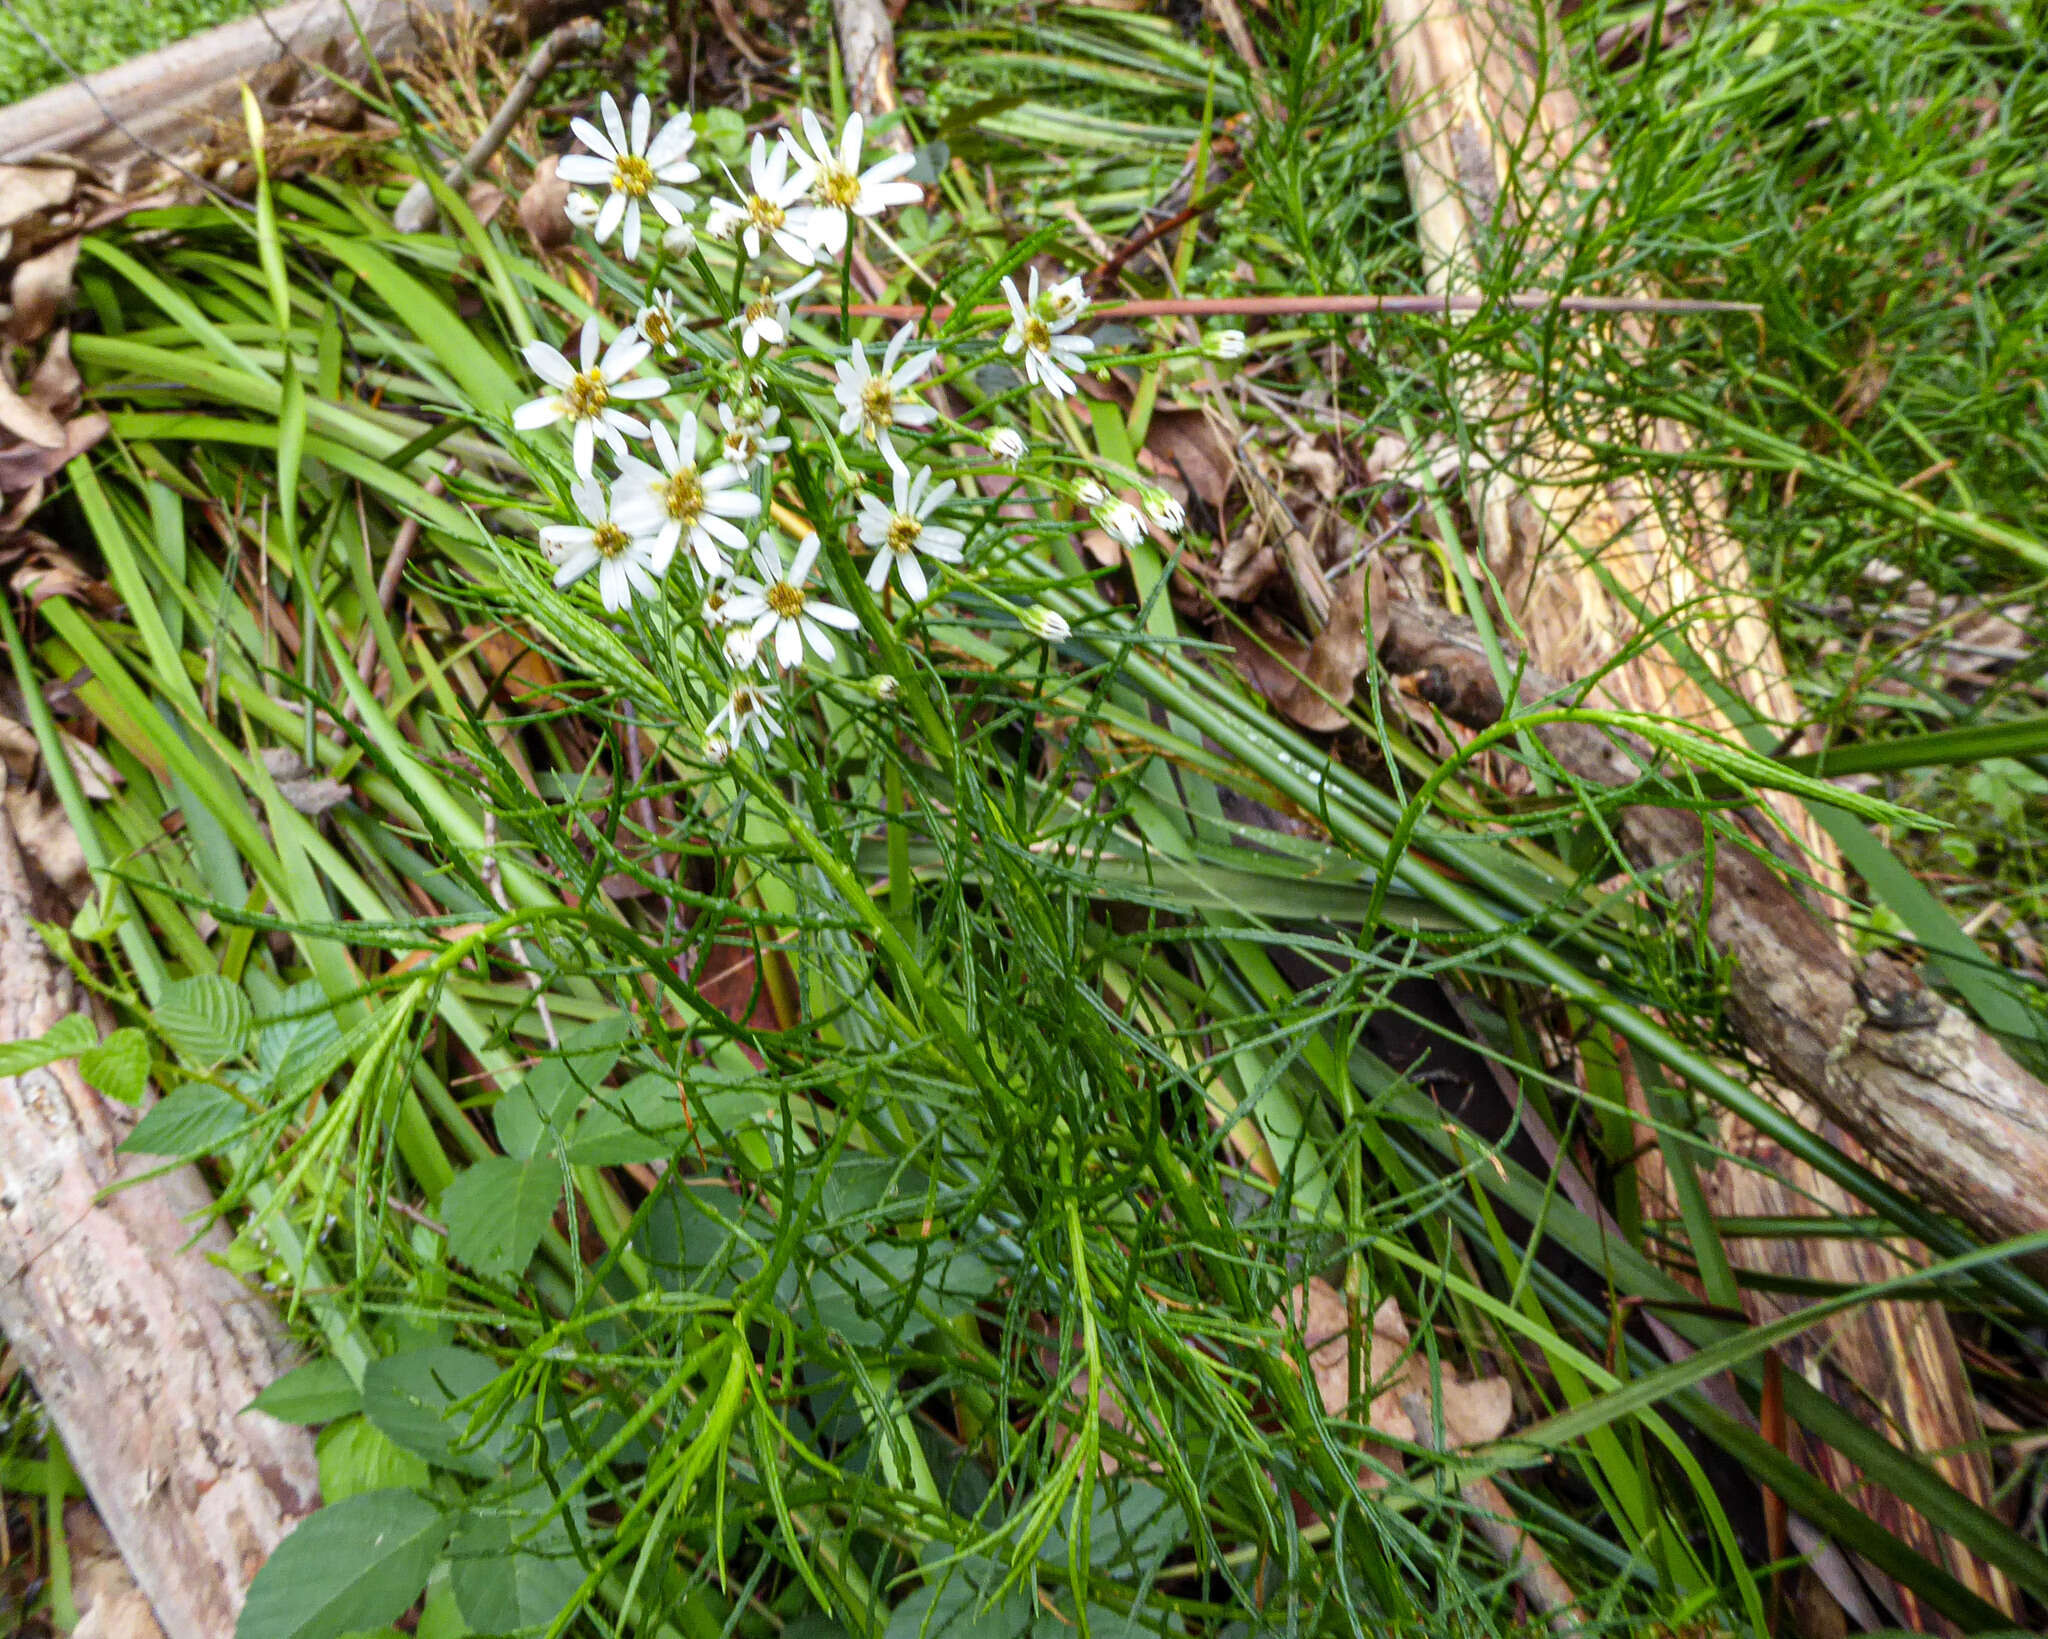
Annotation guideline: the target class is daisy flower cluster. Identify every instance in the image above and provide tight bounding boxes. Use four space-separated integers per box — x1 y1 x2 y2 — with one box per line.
514 91 1214 765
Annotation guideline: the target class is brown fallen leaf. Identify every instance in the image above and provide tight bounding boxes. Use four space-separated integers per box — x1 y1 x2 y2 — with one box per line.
0 369 65 449
1226 572 1374 733
0 164 75 233
25 329 81 419
1142 405 1236 509
8 235 80 345
0 410 107 491
258 748 352 817
1288 435 1343 502
520 156 573 250
4 530 119 611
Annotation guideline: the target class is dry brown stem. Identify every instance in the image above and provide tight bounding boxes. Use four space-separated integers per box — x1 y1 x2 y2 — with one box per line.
1375 0 2014 1621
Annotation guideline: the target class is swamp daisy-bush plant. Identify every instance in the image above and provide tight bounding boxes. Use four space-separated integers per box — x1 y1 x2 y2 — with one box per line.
18 16 2048 1633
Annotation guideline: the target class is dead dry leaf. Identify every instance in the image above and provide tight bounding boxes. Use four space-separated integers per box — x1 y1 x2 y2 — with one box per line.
1142 406 1236 509
1226 573 1374 733
258 748 351 817
520 155 573 250
0 165 74 233
0 411 107 491
1288 436 1343 502
26 330 81 419
9 235 80 344
0 371 66 450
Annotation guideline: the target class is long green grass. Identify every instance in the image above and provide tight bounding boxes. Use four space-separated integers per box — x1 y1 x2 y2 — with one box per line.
1 2 2046 1638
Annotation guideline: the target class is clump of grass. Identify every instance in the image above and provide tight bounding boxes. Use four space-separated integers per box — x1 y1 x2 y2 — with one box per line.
3 1 2048 1637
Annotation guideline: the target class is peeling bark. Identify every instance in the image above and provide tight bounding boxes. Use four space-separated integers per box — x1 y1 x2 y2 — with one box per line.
1380 598 2048 1254
0 808 318 1639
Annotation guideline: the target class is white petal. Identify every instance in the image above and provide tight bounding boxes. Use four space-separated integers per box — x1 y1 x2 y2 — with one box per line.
553 545 597 587
789 532 821 581
776 620 804 667
595 189 627 243
522 340 573 386
571 115 617 162
621 201 643 262
841 111 864 170
513 397 564 430
648 112 696 167
557 154 613 185
801 619 836 664
612 376 669 402
866 552 890 591
899 554 928 602
810 601 860 631
630 95 652 156
601 94 630 159
573 419 597 476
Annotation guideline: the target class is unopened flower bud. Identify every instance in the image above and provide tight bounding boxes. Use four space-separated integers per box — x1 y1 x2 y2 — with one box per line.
1206 328 1248 360
1140 486 1185 535
703 733 733 765
565 191 602 231
662 221 697 257
723 625 762 671
1098 500 1145 547
872 673 900 701
1075 477 1110 508
987 427 1027 466
1022 605 1071 643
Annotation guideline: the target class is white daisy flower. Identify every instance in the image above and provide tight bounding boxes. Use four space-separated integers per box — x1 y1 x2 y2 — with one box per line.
856 449 965 603
540 478 663 612
704 199 747 242
711 134 831 264
1206 328 1248 360
1034 274 1089 326
986 427 1027 466
515 317 668 479
1021 605 1070 642
1001 270 1094 399
723 624 765 672
1098 500 1145 547
716 400 791 472
833 323 939 444
1140 485 1186 535
612 413 760 578
703 732 733 765
1074 477 1110 509
725 531 861 668
733 269 822 358
636 290 684 356
783 109 924 257
706 678 784 755
557 92 700 262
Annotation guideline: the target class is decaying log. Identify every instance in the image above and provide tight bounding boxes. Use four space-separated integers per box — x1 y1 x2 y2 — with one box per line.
829 0 913 155
1374 0 2014 1622
0 804 319 1639
0 0 469 171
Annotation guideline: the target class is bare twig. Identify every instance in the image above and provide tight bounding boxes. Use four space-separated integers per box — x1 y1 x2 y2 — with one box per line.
394 16 603 233
801 291 1760 323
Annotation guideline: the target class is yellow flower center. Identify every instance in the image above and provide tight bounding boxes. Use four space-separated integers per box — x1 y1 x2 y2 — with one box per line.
1023 316 1052 351
886 514 922 556
860 379 895 432
613 155 655 198
764 580 806 619
664 467 704 525
641 308 673 348
747 195 785 233
563 369 610 419
592 521 630 560
725 432 757 462
816 164 862 209
730 685 764 719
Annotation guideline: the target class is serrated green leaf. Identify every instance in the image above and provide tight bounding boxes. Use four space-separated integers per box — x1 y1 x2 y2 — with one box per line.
0 1013 96 1076
157 975 253 1064
118 1083 248 1156
565 1072 686 1164
249 1359 362 1426
234 1490 448 1639
255 980 345 1087
361 1348 507 1478
78 1028 151 1104
492 1015 631 1159
447 1488 584 1634
442 1156 559 1281
315 1417 432 1502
